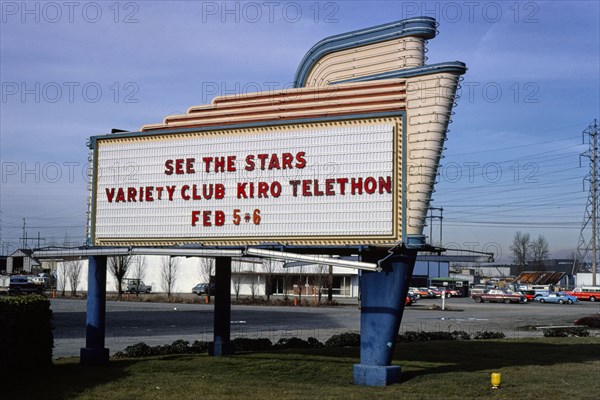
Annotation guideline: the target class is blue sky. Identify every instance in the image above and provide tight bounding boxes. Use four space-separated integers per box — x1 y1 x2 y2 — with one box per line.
1 1 599 263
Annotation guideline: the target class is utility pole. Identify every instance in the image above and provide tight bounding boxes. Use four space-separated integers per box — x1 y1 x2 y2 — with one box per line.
428 207 444 247
578 119 599 286
22 218 26 249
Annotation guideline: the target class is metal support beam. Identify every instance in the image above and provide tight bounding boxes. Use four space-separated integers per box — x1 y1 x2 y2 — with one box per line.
80 255 109 365
354 249 417 386
34 247 243 259
211 257 233 356
245 247 379 271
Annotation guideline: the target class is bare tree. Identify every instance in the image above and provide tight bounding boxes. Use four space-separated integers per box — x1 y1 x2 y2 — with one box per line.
109 255 134 300
311 264 328 304
282 271 291 300
67 259 83 296
130 255 147 281
295 265 305 302
58 261 69 297
248 263 258 301
327 265 333 302
510 231 531 273
197 257 214 283
530 235 549 271
263 259 276 301
232 260 242 301
160 256 180 299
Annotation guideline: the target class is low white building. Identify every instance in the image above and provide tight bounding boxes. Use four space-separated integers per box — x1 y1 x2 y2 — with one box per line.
575 273 600 287
54 255 360 298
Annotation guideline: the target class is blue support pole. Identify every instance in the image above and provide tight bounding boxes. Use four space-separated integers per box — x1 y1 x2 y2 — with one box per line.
210 256 234 356
353 249 417 386
80 255 110 365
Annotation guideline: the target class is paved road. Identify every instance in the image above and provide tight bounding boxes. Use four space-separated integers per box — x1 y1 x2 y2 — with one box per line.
51 297 600 358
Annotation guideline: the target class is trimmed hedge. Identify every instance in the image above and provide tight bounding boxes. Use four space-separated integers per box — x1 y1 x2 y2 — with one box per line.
0 295 53 371
325 332 361 347
543 327 589 337
113 329 513 359
398 330 472 342
113 340 209 358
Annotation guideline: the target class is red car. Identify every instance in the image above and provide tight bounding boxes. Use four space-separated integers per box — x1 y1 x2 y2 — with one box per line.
413 288 436 298
521 290 537 302
405 293 418 306
472 289 526 304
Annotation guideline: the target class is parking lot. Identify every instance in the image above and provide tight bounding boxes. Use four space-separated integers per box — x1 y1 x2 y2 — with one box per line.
51 296 600 358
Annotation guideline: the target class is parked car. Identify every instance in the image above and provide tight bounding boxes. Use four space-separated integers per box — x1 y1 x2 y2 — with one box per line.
532 291 551 300
432 287 461 297
192 283 216 295
411 287 435 298
8 275 45 295
405 293 418 306
125 279 152 294
565 287 600 302
520 290 537 302
535 292 578 304
471 289 526 304
444 288 461 297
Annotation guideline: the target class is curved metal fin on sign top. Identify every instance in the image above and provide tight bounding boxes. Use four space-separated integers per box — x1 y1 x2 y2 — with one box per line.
293 17 438 88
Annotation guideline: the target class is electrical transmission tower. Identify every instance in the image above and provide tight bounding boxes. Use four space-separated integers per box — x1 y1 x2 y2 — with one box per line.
578 119 600 286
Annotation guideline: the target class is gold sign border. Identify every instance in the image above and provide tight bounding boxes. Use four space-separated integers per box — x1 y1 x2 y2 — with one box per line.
92 117 403 246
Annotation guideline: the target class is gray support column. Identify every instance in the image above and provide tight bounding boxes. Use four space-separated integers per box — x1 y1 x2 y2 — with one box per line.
354 249 417 386
211 256 233 356
80 255 109 365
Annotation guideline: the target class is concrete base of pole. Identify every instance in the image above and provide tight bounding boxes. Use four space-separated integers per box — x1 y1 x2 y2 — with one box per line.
353 364 402 386
80 347 109 365
209 341 235 356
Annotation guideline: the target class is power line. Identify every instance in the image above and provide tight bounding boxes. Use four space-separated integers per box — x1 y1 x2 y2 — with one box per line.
577 119 600 285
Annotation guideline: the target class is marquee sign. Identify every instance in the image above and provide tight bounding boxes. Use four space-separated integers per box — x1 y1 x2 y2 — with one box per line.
88 16 466 248
91 118 403 245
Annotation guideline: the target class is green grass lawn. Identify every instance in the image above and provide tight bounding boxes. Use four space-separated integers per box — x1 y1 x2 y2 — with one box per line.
7 337 600 400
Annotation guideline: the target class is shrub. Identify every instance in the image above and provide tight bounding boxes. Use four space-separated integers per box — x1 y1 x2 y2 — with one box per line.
574 315 600 328
473 331 506 340
307 337 324 348
191 340 209 353
275 337 313 349
450 330 471 341
233 338 273 352
114 339 211 359
0 295 53 372
543 327 589 337
397 330 472 342
113 342 154 358
325 332 360 347
170 340 191 354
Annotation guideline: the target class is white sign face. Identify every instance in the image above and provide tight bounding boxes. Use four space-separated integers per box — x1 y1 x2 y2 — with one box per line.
92 120 400 245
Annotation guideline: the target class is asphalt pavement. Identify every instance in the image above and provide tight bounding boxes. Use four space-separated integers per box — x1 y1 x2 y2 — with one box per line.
50 296 600 358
